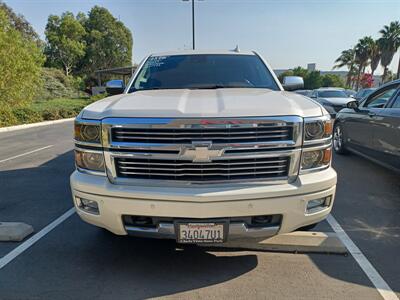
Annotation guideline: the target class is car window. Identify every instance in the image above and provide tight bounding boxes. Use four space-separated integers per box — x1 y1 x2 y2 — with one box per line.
365 86 399 108
391 93 400 108
317 90 347 98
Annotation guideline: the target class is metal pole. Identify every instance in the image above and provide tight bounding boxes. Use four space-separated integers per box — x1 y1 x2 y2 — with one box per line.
192 0 195 50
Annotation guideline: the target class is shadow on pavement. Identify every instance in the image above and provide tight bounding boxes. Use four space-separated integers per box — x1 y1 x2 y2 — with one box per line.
0 151 396 298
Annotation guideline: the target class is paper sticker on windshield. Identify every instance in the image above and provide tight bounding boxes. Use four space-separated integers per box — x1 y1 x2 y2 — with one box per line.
147 56 167 67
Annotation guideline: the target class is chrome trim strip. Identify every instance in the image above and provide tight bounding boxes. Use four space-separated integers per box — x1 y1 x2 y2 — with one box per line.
301 142 332 152
75 146 104 154
74 117 102 125
303 136 332 146
106 140 298 151
74 139 102 148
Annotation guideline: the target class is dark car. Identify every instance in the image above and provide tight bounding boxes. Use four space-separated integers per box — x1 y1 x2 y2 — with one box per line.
354 88 376 102
310 88 353 118
344 89 356 98
333 80 400 172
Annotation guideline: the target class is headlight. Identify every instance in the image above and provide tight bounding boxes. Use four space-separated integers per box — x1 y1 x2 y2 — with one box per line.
301 147 332 171
75 121 101 144
304 116 333 142
75 149 105 172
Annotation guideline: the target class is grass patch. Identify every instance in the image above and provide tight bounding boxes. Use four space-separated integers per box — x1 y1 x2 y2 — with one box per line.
0 97 97 127
31 98 94 120
1 94 107 127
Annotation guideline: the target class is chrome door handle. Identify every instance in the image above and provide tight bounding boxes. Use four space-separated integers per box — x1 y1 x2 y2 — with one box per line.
368 112 376 117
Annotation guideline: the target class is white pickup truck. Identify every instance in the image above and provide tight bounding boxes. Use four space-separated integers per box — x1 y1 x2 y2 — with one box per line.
70 50 337 244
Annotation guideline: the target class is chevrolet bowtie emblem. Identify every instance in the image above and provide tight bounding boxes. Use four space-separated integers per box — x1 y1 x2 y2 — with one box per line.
180 142 223 162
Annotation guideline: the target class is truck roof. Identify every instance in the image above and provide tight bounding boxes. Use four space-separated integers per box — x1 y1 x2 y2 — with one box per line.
150 49 255 57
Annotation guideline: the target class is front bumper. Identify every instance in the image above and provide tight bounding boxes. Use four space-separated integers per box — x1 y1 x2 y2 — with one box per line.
70 167 337 240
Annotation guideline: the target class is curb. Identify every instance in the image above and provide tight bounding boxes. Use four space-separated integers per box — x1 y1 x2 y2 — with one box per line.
0 118 75 133
200 231 347 254
0 222 34 242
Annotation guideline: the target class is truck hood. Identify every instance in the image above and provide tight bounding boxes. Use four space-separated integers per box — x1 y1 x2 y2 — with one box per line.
319 97 353 106
82 88 324 119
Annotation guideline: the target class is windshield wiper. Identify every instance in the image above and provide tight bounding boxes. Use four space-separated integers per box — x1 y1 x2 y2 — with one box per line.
188 84 227 89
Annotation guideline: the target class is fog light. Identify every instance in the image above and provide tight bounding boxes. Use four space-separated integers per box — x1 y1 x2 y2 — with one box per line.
76 197 99 215
306 196 331 214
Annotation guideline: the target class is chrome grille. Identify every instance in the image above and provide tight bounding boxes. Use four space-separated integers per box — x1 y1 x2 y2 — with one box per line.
115 156 289 182
111 125 293 144
102 117 303 185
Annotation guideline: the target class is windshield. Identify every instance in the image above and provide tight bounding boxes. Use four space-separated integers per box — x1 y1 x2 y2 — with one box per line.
361 89 375 97
318 90 348 98
129 54 279 92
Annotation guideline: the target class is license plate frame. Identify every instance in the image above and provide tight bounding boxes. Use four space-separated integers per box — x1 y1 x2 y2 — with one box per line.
175 219 229 244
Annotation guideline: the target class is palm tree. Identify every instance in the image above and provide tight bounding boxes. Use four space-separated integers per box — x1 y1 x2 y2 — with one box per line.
334 48 356 87
368 39 381 76
378 21 400 82
355 36 374 90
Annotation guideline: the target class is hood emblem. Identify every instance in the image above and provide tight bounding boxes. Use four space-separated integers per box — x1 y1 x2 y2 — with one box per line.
180 141 223 162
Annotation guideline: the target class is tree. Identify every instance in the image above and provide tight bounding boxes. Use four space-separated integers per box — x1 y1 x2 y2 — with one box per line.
334 48 357 87
80 6 133 80
304 71 322 89
354 36 374 90
321 74 345 88
0 1 40 43
44 12 86 76
378 21 400 82
278 67 324 89
368 39 381 76
0 8 44 126
291 66 308 78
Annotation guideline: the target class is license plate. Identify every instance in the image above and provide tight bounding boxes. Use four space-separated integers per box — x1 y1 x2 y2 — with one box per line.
176 222 226 244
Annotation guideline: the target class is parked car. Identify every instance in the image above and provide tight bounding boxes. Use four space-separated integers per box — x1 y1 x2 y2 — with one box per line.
294 89 312 97
71 50 337 243
354 88 376 102
334 80 400 172
344 89 356 98
310 88 353 118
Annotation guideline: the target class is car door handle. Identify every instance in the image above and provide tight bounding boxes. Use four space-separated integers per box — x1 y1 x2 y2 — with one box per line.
368 112 376 117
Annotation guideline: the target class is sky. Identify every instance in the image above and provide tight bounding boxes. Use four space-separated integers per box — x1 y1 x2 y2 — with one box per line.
4 0 400 74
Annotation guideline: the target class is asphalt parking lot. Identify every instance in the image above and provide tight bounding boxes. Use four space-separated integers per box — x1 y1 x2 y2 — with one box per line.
0 121 399 300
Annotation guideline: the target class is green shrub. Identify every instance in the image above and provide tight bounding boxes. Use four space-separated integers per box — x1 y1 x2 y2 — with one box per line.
0 107 18 127
12 107 43 123
35 68 86 100
90 93 108 101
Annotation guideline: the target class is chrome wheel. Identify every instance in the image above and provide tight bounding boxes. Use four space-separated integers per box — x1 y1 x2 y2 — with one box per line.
333 124 345 153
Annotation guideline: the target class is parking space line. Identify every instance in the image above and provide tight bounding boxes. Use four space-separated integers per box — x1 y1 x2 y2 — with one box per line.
0 145 54 164
0 208 75 270
327 214 399 300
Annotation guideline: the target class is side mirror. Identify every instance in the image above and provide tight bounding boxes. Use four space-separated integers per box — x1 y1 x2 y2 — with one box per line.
106 80 125 95
282 76 304 91
346 101 358 109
